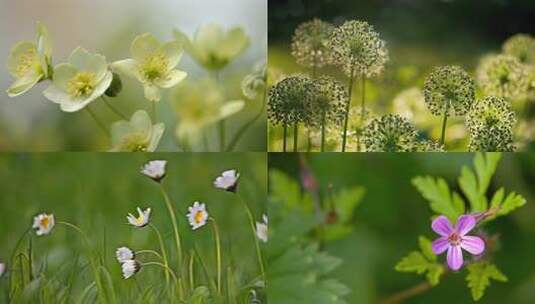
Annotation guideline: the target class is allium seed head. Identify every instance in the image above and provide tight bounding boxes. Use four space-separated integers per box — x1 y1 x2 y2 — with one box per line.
307 76 348 127
328 20 388 78
476 54 528 101
502 34 535 64
415 140 445 152
268 76 315 125
423 65 475 116
466 96 516 152
362 114 419 152
291 19 335 69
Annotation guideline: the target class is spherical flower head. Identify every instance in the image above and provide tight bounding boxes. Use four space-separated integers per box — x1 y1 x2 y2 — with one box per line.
431 215 485 271
415 140 444 152
42 47 112 112
466 96 516 152
6 22 52 97
213 169 240 193
392 87 429 127
174 24 250 71
291 18 335 69
241 61 267 100
110 110 164 152
362 114 419 152
268 76 315 126
172 79 245 144
127 207 151 228
328 20 388 78
256 214 268 243
140 160 167 182
121 260 140 279
32 213 55 236
116 247 135 263
476 54 528 101
307 76 348 127
0 262 5 278
502 33 535 65
187 202 209 230
423 65 475 117
112 33 187 102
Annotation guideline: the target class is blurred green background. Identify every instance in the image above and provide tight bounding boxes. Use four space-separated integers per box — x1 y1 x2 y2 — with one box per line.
269 153 535 304
0 0 267 151
268 0 535 151
0 152 267 301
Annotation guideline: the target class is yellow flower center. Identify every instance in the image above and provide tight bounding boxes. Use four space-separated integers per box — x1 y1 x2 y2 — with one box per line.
16 49 41 78
121 133 149 152
135 216 145 225
40 217 50 229
67 72 96 98
194 211 205 224
141 53 168 81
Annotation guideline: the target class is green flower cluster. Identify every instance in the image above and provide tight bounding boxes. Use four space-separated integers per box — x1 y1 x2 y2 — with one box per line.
466 96 516 152
502 34 535 65
307 76 348 127
476 54 528 101
328 20 388 78
267 76 315 126
423 66 475 116
291 19 335 70
362 114 419 152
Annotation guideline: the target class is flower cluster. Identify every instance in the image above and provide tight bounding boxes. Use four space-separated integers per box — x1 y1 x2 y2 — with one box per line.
502 33 535 65
268 76 316 126
291 19 335 69
466 96 516 152
476 54 528 101
308 76 348 127
328 20 388 78
362 114 419 152
423 66 475 117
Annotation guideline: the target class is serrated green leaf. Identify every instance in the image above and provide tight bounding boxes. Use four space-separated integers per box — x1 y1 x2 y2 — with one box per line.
412 176 465 222
459 153 501 213
418 236 436 262
395 251 429 274
498 192 526 216
459 166 485 212
331 186 365 223
474 153 501 196
426 264 444 286
489 188 505 210
466 262 507 301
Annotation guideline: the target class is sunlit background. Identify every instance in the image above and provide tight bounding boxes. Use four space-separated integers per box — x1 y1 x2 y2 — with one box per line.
0 0 267 151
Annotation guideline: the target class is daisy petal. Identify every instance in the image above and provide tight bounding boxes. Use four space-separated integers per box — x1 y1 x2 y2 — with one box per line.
431 215 454 236
461 235 485 255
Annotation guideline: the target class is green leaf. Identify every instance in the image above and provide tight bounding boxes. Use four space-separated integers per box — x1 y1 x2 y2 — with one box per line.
395 236 445 287
395 251 429 274
497 192 526 216
466 262 507 301
418 236 436 262
323 186 365 241
426 264 444 286
458 153 501 213
269 170 313 213
412 176 465 222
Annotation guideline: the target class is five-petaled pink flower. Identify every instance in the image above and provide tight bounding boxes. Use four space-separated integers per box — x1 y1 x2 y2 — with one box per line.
431 215 485 271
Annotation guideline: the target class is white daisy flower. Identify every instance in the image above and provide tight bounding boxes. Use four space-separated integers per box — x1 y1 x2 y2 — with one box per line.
127 207 151 228
187 202 209 230
213 169 240 193
116 247 134 264
0 262 5 278
32 213 55 236
121 259 140 279
140 160 167 182
256 214 268 243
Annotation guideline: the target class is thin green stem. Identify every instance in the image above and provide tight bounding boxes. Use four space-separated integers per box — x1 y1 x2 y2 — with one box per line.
237 195 265 279
58 221 92 247
142 262 178 284
101 96 128 120
209 218 222 294
307 128 312 152
293 122 299 152
85 107 110 138
283 124 288 152
440 107 449 146
159 184 183 274
148 223 169 285
321 112 326 152
342 67 355 152
360 76 366 124
189 251 195 292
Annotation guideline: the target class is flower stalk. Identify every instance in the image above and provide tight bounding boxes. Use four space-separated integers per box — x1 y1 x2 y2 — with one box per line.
342 67 355 152
209 218 222 294
159 184 183 274
237 195 266 279
149 223 170 285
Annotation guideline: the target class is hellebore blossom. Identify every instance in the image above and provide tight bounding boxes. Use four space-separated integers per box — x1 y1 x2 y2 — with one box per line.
431 215 485 271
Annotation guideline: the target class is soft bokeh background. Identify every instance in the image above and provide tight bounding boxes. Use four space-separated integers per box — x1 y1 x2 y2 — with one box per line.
0 0 267 151
268 0 535 151
269 153 535 304
0 152 267 301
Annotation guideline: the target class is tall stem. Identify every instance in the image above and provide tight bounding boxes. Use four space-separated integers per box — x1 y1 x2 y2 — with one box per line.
101 96 128 120
210 218 222 294
440 104 449 146
237 195 265 279
85 107 109 138
148 223 170 285
142 262 179 284
321 111 326 152
283 124 288 152
342 67 355 152
159 184 183 273
307 128 312 152
360 76 366 123
189 251 195 291
293 122 299 152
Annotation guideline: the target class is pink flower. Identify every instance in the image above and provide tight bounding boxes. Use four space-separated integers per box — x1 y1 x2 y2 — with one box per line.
431 215 485 271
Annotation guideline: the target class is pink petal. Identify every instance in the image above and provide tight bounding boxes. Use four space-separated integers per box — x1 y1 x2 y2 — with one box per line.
455 215 476 236
447 245 464 271
432 237 449 254
431 215 454 236
461 236 485 255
